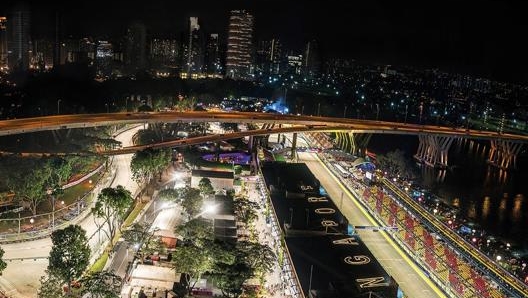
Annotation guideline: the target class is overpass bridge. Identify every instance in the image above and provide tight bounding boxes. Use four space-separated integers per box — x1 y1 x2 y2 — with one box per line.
0 111 527 168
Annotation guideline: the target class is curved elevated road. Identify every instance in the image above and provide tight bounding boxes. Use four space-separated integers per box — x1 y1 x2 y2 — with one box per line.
1 111 528 143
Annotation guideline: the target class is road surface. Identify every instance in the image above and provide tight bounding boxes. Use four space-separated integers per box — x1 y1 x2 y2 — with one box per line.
297 151 445 298
0 126 141 298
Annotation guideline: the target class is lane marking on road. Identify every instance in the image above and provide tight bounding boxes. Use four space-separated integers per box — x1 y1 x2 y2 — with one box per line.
312 153 447 298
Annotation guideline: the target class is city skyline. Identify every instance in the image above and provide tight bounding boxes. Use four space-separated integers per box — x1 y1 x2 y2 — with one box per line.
1 0 528 84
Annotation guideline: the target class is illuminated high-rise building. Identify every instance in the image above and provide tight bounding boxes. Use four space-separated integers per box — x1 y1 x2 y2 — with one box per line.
33 39 53 70
226 10 253 80
205 33 222 76
7 3 31 71
150 38 179 67
256 38 282 77
96 40 113 78
304 39 321 79
125 22 147 73
0 17 7 69
185 17 204 75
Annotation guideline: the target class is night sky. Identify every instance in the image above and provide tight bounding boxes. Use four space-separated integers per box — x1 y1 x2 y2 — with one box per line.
2 0 528 84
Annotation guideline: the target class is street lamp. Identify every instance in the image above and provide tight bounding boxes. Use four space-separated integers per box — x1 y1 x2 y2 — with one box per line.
496 255 502 262
47 188 56 231
57 99 62 115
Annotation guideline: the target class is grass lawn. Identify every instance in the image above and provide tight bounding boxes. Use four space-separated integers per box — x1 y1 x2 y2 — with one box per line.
273 154 286 162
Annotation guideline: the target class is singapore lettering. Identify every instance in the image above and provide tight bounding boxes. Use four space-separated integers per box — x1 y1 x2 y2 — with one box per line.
314 208 335 214
308 197 328 202
355 277 390 288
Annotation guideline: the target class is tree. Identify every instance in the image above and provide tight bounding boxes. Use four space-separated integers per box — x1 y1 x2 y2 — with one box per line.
172 243 214 296
44 157 73 187
157 188 180 202
48 225 91 296
37 270 65 298
198 177 214 196
177 187 203 218
0 247 6 276
175 217 213 246
80 270 122 298
92 185 133 245
130 148 171 184
233 197 260 226
376 149 415 179
210 260 253 298
121 222 163 261
236 241 275 275
7 166 48 215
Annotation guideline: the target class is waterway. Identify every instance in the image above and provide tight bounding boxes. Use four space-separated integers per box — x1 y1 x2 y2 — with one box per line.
369 134 528 251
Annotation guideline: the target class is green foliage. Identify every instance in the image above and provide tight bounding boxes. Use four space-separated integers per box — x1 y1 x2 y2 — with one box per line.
376 149 415 179
37 270 65 298
174 97 197 112
121 222 162 259
177 186 203 218
157 188 180 202
48 225 91 290
209 259 252 298
44 157 73 187
130 148 171 184
207 240 274 297
0 247 6 275
236 241 275 274
198 177 214 195
172 243 214 295
80 270 122 298
233 197 260 226
92 185 133 244
175 217 213 246
6 165 49 215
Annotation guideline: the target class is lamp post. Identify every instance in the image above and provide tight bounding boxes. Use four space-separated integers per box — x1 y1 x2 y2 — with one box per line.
343 105 348 118
47 188 55 231
57 99 62 115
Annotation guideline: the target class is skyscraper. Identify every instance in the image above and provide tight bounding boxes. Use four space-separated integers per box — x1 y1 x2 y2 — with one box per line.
7 3 31 71
205 33 222 76
0 17 7 70
256 38 282 77
96 40 113 78
185 17 204 76
150 38 179 68
304 39 321 80
124 22 147 73
226 10 254 80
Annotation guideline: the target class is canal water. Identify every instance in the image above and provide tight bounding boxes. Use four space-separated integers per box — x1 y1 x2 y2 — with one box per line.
368 134 528 251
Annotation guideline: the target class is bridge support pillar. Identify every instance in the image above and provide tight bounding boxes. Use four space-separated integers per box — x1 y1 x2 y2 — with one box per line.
291 133 298 160
248 135 254 152
487 140 523 169
414 135 454 168
335 132 371 156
